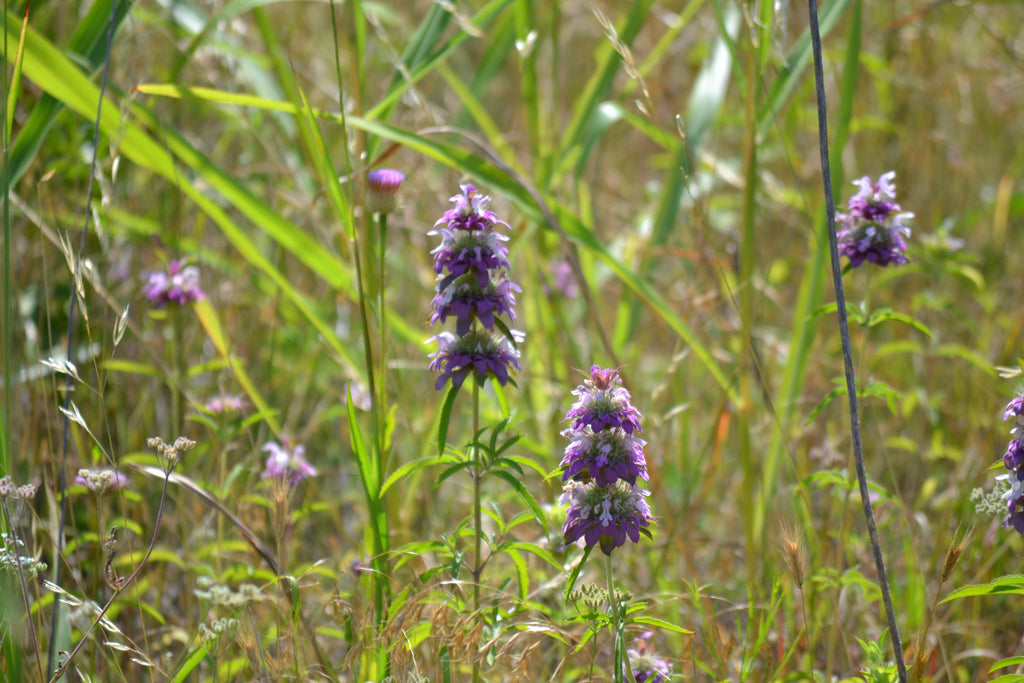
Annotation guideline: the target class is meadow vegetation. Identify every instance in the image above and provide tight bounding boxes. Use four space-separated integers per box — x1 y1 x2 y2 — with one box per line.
2 0 1024 681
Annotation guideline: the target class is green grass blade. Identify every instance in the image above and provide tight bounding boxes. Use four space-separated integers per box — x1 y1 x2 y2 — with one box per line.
4 4 26 143
683 7 740 156
3 19 364 378
348 384 377 499
344 117 739 403
194 300 282 435
756 0 854 137
755 0 861 547
553 0 654 187
364 0 513 157
1 0 132 193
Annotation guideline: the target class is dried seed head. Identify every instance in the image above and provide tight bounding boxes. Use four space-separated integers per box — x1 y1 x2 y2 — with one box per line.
779 521 808 590
148 435 197 472
0 476 16 498
941 526 973 585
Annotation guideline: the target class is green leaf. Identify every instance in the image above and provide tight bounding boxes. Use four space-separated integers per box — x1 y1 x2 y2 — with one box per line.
168 645 208 683
565 545 593 601
864 309 933 338
943 575 1024 603
486 469 548 533
628 616 693 634
991 657 1024 673
437 460 475 486
347 385 377 498
379 455 456 497
497 540 561 571
437 383 461 455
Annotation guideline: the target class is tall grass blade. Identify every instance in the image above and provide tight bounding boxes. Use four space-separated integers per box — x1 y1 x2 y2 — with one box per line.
0 0 132 194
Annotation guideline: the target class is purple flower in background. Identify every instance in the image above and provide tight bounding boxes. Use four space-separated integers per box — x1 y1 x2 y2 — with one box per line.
366 168 404 215
546 260 579 299
999 396 1024 534
142 259 205 308
427 182 522 391
427 330 522 391
837 171 913 268
566 366 642 435
627 632 673 683
262 441 316 486
204 394 246 415
562 480 654 556
560 426 648 487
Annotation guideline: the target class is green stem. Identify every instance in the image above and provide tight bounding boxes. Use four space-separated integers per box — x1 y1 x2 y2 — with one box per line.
171 306 185 438
472 379 482 683
373 211 392 583
606 555 636 683
351 205 388 636
376 213 388 403
738 1 760 597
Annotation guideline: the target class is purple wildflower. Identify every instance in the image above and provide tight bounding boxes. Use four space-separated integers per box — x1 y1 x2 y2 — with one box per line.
261 441 316 486
429 273 521 336
429 224 511 288
998 396 1024 534
427 182 522 391
1005 439 1024 472
560 426 648 487
546 260 579 299
562 480 654 556
427 330 522 391
434 184 508 233
627 632 673 683
836 171 913 268
565 366 642 435
204 394 246 415
142 259 205 308
366 168 404 215
350 557 371 577
1004 396 1024 422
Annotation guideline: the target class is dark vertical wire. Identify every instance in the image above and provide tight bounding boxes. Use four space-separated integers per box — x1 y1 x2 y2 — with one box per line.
806 0 907 679
46 0 119 677
2 0 10 481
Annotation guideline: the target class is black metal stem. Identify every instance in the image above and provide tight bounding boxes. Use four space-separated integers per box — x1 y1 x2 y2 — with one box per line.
805 0 907 679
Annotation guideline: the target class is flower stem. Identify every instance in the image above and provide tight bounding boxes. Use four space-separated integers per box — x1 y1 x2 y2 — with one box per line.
606 555 636 683
472 379 482 683
170 306 185 438
352 203 389 635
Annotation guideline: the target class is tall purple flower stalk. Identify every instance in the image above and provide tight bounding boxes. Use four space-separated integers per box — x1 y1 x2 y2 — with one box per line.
999 396 1024 533
560 366 654 556
836 171 914 268
427 184 522 390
